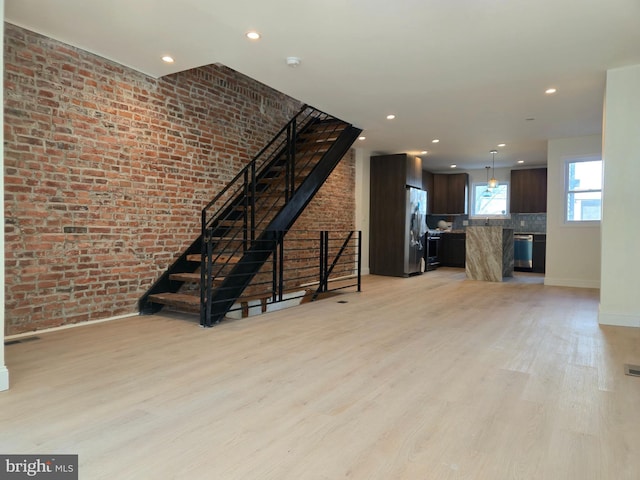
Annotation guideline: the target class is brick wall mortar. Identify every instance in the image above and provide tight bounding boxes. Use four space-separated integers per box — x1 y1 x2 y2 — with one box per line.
4 24 355 335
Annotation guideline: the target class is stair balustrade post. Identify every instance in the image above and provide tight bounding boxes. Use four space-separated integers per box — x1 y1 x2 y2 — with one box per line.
323 231 330 292
278 231 285 302
318 231 324 293
357 230 362 292
200 214 207 327
243 169 249 252
250 162 256 245
205 231 214 327
272 232 278 303
290 117 296 198
285 124 291 203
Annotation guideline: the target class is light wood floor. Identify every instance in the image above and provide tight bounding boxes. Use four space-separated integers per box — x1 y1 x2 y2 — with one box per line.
2 269 640 479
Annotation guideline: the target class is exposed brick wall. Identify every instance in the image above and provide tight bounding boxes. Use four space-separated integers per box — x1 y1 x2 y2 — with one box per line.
295 149 355 231
3 23 355 335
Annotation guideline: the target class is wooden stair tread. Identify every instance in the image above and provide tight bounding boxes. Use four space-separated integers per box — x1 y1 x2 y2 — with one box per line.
296 143 331 153
169 272 225 283
257 176 283 184
148 292 200 310
298 132 340 142
203 236 243 241
186 254 242 263
308 120 347 130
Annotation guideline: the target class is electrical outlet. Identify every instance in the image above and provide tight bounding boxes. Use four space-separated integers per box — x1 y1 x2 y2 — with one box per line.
520 220 525 226
463 220 469 226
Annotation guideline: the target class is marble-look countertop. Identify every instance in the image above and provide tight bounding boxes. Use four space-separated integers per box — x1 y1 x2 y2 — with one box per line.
465 226 514 282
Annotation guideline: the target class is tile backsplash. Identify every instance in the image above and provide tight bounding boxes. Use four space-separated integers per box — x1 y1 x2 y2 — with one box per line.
428 213 547 233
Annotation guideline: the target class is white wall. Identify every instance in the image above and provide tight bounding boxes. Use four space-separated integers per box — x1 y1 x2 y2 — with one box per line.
545 135 602 288
1 0 10 392
354 148 370 275
599 64 640 327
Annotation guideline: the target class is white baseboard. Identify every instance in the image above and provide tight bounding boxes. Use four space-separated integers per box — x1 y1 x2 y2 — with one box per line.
598 307 640 327
0 366 9 392
543 276 600 289
4 312 138 341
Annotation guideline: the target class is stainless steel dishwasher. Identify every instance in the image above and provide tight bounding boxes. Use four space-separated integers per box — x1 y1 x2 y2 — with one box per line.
514 234 533 270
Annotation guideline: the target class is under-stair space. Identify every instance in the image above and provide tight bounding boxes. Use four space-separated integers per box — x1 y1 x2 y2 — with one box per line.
139 106 362 326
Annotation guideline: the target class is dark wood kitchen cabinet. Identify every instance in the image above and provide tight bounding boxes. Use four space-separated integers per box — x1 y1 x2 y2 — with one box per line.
405 154 423 189
511 168 547 213
532 234 546 273
369 153 424 276
439 232 466 268
422 170 434 213
431 173 468 215
370 153 423 190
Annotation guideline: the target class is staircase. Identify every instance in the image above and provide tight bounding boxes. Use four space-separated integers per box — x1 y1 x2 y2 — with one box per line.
138 106 362 326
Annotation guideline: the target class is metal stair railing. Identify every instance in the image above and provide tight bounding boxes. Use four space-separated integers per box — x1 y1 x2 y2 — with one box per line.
199 105 353 326
202 230 361 322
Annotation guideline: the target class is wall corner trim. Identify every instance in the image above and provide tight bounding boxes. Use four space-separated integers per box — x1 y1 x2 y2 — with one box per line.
0 366 9 392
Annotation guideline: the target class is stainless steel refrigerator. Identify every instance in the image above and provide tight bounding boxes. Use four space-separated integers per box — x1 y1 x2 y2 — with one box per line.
405 187 427 276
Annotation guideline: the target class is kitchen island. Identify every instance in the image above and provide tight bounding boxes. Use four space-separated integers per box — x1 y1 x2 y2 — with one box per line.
465 226 514 282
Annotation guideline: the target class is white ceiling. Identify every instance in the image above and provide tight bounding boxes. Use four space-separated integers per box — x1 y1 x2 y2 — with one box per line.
5 0 640 171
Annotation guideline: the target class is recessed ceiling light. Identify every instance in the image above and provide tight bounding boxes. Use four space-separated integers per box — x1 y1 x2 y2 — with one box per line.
432 139 440 143
498 143 506 147
386 114 396 120
358 136 366 141
161 55 174 63
517 160 525 164
545 88 557 95
421 151 428 155
450 164 457 169
246 31 261 40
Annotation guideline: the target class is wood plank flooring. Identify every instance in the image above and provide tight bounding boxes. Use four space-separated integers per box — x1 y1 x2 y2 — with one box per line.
2 268 640 479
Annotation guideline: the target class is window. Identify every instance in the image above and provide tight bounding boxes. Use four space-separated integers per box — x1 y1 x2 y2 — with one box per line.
471 182 509 217
565 159 602 222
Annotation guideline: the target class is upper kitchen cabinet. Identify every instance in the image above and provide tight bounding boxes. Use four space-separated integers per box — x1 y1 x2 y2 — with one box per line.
406 154 423 189
431 173 469 214
370 153 423 189
422 170 434 213
510 168 547 213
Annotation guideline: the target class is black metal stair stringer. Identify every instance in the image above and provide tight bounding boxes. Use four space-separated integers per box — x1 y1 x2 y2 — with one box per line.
138 236 202 314
138 109 318 315
203 124 362 325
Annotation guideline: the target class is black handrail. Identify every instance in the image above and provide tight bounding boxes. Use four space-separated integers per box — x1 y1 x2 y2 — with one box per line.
200 104 337 231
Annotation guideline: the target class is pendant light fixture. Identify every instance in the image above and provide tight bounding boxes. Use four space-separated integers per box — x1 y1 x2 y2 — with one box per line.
488 150 499 188
482 166 493 197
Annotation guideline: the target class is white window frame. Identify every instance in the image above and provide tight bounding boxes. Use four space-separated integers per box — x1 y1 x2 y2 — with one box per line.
564 157 602 224
470 181 510 219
